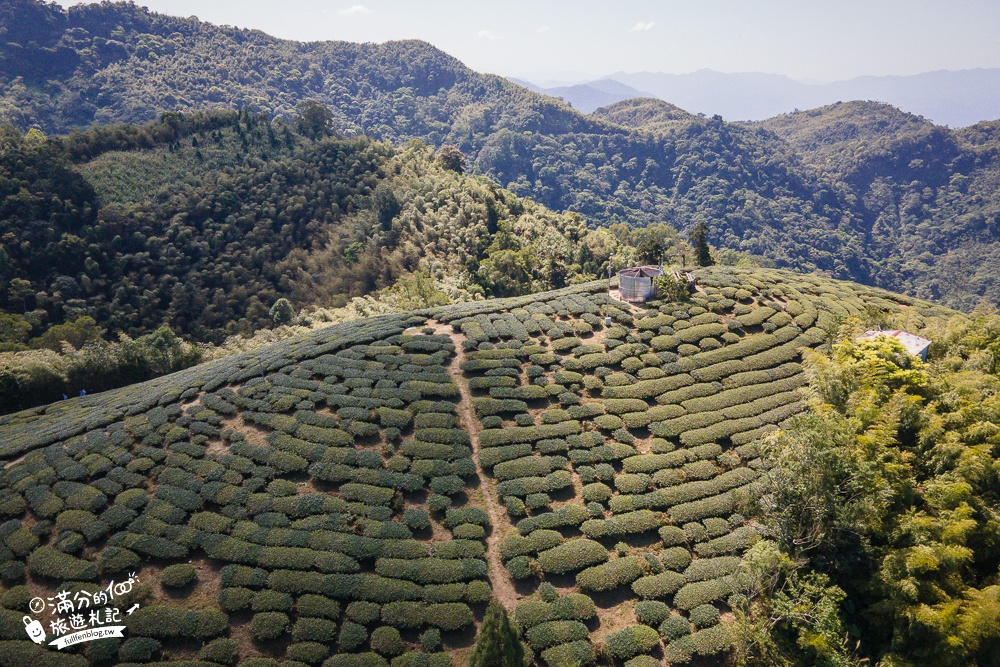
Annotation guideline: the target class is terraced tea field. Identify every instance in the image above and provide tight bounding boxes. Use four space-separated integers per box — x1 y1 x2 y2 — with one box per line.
0 267 956 667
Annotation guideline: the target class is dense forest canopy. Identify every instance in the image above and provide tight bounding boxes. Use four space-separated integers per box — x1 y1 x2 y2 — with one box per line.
3 107 751 413
3 1 1000 314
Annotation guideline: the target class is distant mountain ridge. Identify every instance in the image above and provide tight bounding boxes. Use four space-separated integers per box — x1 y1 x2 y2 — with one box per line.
511 77 653 114
3 0 1000 313
522 68 1000 127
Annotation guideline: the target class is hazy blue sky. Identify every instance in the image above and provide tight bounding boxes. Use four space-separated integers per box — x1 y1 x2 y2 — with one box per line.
66 0 1000 83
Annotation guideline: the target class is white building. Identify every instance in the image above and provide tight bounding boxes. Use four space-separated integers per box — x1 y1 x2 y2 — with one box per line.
858 329 931 361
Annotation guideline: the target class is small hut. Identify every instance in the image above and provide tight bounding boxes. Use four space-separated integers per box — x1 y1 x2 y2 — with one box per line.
858 329 932 361
617 266 664 303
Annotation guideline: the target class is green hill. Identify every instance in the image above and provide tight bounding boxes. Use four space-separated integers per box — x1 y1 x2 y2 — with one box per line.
9 1 1000 311
760 102 1000 309
0 108 603 412
590 98 698 134
0 0 874 282
0 267 968 666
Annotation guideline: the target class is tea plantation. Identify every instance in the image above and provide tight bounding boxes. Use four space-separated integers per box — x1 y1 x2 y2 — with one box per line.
0 267 956 666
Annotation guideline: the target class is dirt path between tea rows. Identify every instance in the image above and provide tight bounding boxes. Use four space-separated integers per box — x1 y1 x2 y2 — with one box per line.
423 319 520 611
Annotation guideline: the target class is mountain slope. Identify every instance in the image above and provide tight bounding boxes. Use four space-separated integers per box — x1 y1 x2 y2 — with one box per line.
759 102 1000 308
0 267 961 667
593 68 1000 127
515 79 654 114
0 0 872 282
6 1 1000 312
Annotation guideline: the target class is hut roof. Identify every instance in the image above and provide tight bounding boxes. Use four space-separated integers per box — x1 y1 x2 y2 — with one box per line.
618 266 664 278
858 329 931 357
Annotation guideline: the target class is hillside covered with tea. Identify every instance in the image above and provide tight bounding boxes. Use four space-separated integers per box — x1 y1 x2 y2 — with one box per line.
3 266 985 667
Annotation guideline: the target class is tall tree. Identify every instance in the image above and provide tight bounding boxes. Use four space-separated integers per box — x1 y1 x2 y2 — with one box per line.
468 599 524 667
296 99 333 140
689 221 714 267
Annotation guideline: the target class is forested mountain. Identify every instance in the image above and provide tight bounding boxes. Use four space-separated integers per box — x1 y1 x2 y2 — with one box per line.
557 68 1000 127
5 1 1000 379
9 0 1000 314
760 102 1000 309
0 108 608 411
0 0 873 284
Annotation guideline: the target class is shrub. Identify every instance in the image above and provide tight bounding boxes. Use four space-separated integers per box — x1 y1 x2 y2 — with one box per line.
659 615 691 641
499 530 563 560
659 546 693 572
684 556 741 582
381 601 424 628
251 611 290 640
538 582 559 602
119 637 161 662
328 653 389 667
161 563 198 588
98 546 140 574
636 600 671 627
429 475 465 496
576 556 646 592
593 414 625 431
624 656 660 667
515 600 552 629
219 587 255 612
615 473 651 494
127 607 227 639
580 510 661 539
403 507 431 531
287 641 330 664
505 496 526 518
494 456 554 481
505 556 536 580
673 577 737 610
541 640 596 667
581 482 612 503
200 638 238 665
702 517 733 537
452 523 485 540
27 545 97 581
631 571 686 599
689 604 720 629
252 590 294 613
604 624 660 661
341 483 396 506
221 564 268 589
465 579 492 603
425 602 474 631
693 526 760 558
420 628 442 652
682 624 732 658
296 594 340 620
524 620 589 650
516 504 589 535
293 617 338 643
235 659 280 667
444 506 490 528
428 494 451 512
370 626 405 656
666 491 738 524
339 620 370 651
347 600 382 624
1 585 31 611
537 538 609 574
